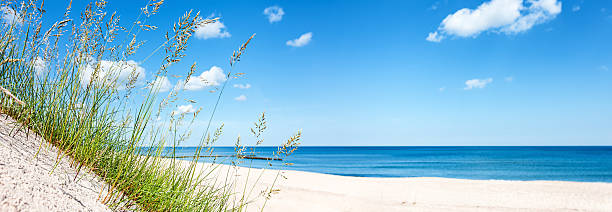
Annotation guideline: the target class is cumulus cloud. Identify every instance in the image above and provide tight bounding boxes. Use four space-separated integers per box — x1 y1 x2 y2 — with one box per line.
195 15 231 39
263 6 284 23
233 83 251 89
234 94 247 101
572 5 581 12
464 78 493 90
1 6 23 26
505 76 514 82
439 87 446 92
181 66 227 91
426 0 562 42
148 76 172 92
80 59 146 89
33 57 47 76
173 104 196 116
286 32 312 47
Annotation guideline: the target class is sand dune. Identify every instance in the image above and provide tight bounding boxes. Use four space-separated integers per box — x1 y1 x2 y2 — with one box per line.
0 114 110 211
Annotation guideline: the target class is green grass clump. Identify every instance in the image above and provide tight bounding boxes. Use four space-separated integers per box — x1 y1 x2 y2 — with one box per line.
0 0 300 211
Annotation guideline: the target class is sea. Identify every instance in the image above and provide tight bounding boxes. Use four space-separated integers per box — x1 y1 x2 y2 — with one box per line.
154 146 612 182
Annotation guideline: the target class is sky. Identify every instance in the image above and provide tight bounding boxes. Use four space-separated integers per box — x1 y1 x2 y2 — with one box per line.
5 0 612 146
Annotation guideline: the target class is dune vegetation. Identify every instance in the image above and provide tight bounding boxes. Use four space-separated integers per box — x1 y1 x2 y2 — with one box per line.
0 0 300 211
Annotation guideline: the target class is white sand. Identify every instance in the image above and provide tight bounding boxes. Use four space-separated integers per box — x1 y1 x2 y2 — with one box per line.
0 114 110 211
177 160 612 212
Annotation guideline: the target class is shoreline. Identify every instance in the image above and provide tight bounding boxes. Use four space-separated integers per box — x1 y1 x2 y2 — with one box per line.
162 145 612 183
175 157 612 183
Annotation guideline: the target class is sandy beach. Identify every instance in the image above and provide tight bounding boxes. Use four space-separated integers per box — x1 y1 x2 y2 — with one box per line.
178 160 612 212
1 114 611 211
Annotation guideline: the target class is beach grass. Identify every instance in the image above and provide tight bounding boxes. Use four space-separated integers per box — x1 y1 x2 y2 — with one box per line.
0 0 300 211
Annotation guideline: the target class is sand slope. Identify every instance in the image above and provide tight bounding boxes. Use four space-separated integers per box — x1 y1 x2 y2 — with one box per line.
0 114 110 211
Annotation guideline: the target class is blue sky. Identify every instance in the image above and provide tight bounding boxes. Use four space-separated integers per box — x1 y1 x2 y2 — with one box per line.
23 0 612 146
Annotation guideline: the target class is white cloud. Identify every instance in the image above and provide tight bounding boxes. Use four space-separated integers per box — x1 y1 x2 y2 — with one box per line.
80 59 146 89
503 0 562 34
33 57 47 76
182 66 227 91
426 32 443 42
1 6 23 26
601 65 609 71
195 15 231 39
173 104 195 116
464 78 493 90
439 87 446 92
286 32 312 47
505 76 514 82
572 5 581 12
233 83 251 89
148 76 172 92
263 6 284 23
426 0 562 42
234 94 247 101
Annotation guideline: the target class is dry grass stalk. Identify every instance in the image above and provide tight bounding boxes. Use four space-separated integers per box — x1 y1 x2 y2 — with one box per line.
0 85 25 106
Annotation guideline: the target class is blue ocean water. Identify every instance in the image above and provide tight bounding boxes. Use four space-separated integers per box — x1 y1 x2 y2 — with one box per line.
155 146 612 182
